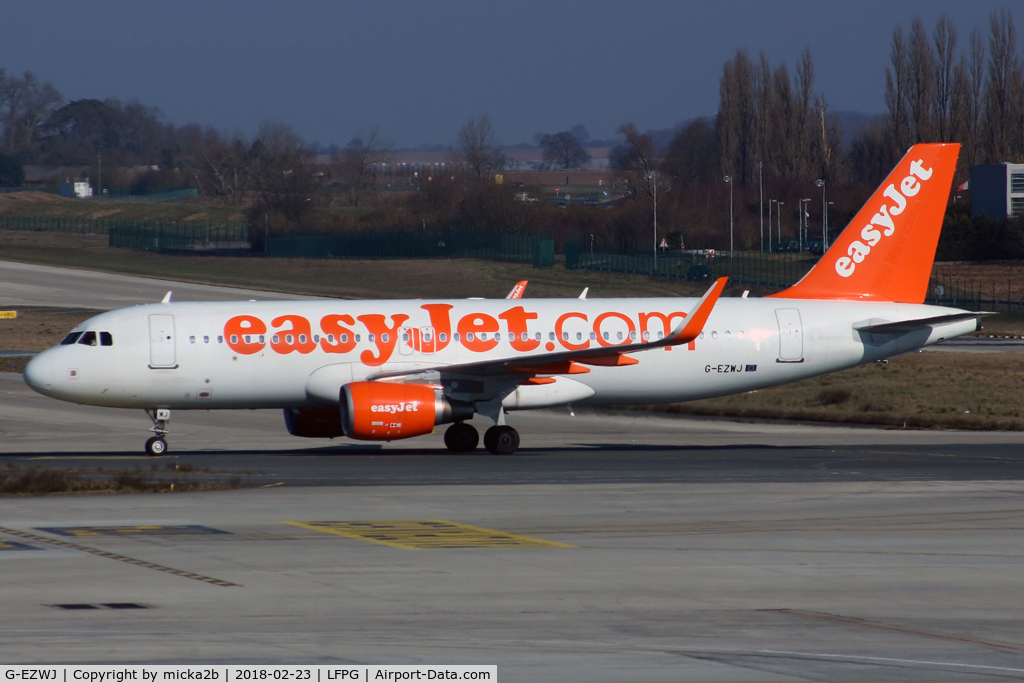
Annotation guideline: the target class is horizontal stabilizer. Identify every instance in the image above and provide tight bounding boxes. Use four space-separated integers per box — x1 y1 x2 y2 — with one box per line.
853 312 992 335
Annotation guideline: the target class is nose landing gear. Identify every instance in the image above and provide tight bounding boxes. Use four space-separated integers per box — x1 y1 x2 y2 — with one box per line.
145 408 171 456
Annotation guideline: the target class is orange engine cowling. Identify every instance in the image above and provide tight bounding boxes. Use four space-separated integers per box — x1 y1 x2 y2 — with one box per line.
340 382 474 441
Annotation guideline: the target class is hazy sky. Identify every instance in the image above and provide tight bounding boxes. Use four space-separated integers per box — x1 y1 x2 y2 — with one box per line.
1 1 1020 148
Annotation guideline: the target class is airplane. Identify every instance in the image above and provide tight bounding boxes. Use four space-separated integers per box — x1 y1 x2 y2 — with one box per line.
23 143 982 456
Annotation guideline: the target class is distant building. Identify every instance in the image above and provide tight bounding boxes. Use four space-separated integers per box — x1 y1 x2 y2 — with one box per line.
58 181 93 199
971 163 1024 219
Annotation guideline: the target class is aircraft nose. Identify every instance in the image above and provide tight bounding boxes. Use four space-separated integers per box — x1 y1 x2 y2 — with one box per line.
23 351 55 394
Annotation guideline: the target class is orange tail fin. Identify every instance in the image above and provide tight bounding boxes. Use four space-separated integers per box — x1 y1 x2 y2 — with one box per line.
770 143 960 303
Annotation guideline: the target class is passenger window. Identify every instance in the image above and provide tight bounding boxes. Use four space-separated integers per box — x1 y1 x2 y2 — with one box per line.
439 333 448 342
367 334 375 343
381 333 388 343
60 332 83 345
189 336 196 344
630 331 637 340
78 331 98 346
100 332 113 346
466 332 475 342
230 335 238 344
203 336 209 344
355 334 362 342
299 334 307 344
258 335 265 344
218 336 224 344
562 332 568 341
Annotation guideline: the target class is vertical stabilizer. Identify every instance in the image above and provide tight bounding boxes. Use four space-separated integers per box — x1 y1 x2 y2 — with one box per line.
770 143 959 303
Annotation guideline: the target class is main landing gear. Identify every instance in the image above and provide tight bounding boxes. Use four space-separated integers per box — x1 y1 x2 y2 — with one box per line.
443 422 521 455
145 408 171 456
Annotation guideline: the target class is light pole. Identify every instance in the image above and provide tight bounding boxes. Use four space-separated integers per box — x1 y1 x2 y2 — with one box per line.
799 198 811 251
815 179 827 249
724 175 734 256
648 171 657 271
776 201 784 247
758 161 764 253
768 199 775 252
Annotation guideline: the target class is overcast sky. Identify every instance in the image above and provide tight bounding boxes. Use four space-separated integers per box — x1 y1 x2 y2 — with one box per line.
2 1 1021 148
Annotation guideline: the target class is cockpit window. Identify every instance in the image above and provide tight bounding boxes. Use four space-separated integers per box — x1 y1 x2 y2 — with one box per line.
60 331 83 345
77 331 98 346
100 332 113 346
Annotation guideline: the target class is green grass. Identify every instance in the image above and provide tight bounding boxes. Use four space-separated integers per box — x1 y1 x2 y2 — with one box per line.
0 229 748 300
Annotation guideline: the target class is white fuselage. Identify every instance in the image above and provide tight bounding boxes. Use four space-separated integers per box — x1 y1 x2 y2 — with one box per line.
24 296 976 412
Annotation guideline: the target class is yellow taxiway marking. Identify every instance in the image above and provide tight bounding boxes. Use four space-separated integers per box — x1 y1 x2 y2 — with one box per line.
0 527 238 586
285 520 576 550
0 311 17 319
261 482 285 488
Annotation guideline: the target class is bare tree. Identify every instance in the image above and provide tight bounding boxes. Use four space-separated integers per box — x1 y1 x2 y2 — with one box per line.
334 127 391 206
189 128 253 205
249 121 319 223
449 114 505 183
968 28 986 165
609 122 660 199
933 15 957 142
539 131 590 169
717 50 756 185
982 8 1023 162
885 25 910 156
0 70 62 161
907 16 937 142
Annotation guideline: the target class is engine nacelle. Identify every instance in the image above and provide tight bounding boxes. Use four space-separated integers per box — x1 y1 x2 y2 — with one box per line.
283 407 346 438
340 382 474 441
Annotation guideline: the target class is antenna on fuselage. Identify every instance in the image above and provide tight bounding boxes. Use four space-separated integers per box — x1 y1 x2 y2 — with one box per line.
578 288 589 300
161 291 173 304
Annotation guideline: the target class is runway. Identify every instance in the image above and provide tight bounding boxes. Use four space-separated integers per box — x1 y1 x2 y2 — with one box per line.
4 261 1024 680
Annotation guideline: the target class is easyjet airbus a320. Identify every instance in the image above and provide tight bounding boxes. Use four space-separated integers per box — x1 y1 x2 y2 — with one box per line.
24 143 982 455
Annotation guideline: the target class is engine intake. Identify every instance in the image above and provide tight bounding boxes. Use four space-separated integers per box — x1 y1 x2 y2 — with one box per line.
283 407 346 438
340 382 474 441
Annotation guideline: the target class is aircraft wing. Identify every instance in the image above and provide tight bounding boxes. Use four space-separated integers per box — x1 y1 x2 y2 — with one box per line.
369 277 727 381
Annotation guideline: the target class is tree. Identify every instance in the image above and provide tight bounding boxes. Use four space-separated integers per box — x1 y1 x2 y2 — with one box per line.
188 128 254 205
449 114 505 183
661 118 718 188
0 69 62 161
0 153 24 187
885 25 910 159
717 50 756 186
334 127 391 206
248 121 320 225
933 15 958 142
609 123 660 199
539 131 590 169
982 8 1023 162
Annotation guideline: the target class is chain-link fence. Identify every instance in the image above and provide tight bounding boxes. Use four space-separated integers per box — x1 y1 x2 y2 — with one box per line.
565 234 814 287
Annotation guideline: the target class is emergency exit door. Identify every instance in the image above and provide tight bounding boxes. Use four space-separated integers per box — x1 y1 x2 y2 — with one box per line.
775 309 804 362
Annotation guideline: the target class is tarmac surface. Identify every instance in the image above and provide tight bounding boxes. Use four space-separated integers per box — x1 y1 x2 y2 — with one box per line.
3 261 1024 680
0 259 320 309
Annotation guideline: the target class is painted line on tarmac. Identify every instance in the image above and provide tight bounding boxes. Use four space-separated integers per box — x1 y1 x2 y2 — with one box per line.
37 525 230 537
285 520 577 550
0 527 239 587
